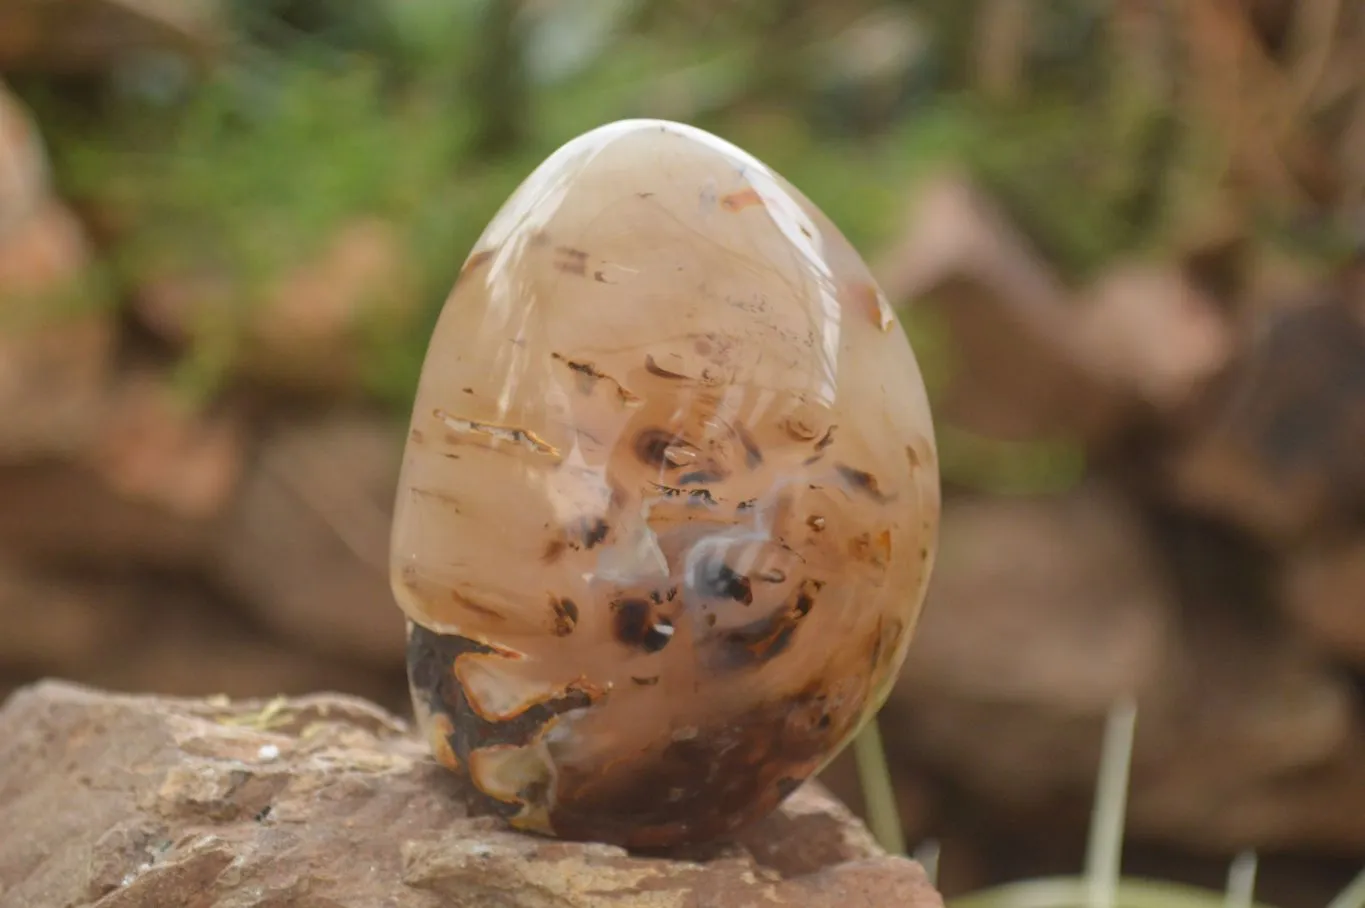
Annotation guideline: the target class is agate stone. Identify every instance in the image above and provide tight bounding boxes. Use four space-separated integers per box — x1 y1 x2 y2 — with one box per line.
391 118 940 849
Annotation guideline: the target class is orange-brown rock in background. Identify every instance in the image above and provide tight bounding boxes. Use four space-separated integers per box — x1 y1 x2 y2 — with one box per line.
879 480 1365 852
0 81 114 462
1072 263 1232 415
0 560 140 676
0 462 216 570
0 79 46 236
0 557 402 711
212 413 407 667
874 176 1232 450
0 681 945 908
1164 296 1365 543
887 482 1179 807
134 218 419 395
0 0 221 74
85 371 246 521
77 586 406 708
1283 539 1365 667
0 202 112 462
875 176 1124 445
1124 605 1362 852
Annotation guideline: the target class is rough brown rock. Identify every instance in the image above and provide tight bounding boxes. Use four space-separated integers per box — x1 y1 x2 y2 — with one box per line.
814 748 936 850
0 680 942 908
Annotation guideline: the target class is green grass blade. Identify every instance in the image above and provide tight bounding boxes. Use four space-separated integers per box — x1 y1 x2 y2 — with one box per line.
951 877 1283 908
1225 851 1258 908
914 839 942 887
1327 869 1365 908
852 713 907 856
1086 698 1138 908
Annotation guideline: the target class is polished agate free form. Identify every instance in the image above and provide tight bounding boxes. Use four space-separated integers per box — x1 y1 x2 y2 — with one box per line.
391 119 940 848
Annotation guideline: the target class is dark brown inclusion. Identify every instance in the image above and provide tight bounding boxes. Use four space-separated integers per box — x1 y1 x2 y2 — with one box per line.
405 622 592 817
833 463 894 503
644 354 688 379
635 429 680 468
551 597 579 636
579 517 610 549
611 598 673 652
692 553 753 605
547 685 845 849
411 620 861 849
710 580 819 670
678 468 727 485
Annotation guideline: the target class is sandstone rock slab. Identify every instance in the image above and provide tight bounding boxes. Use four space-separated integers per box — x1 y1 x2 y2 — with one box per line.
0 680 941 908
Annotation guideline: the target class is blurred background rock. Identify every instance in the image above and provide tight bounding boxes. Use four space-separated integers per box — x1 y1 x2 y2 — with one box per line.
1 0 1364 904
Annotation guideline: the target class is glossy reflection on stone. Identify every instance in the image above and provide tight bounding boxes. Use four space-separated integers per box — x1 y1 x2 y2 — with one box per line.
390 118 940 849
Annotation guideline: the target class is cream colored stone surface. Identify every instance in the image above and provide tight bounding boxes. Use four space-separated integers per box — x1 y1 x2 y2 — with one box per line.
391 119 940 847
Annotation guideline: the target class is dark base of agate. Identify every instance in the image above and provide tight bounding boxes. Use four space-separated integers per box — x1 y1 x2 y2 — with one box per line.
405 621 846 850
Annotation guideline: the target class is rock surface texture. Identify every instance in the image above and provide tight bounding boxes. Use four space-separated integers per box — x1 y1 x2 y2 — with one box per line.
0 680 943 908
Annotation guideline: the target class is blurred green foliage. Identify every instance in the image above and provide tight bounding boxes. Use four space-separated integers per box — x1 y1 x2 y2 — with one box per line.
13 0 1351 418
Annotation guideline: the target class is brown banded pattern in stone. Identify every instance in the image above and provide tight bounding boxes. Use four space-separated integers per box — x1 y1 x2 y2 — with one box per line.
390 118 940 848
